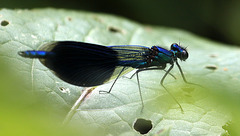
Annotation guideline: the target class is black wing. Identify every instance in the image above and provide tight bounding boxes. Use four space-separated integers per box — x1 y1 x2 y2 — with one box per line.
109 45 150 68
39 41 119 87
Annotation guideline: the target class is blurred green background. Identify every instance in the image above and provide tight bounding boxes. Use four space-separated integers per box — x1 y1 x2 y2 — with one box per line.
1 1 240 135
2 0 240 45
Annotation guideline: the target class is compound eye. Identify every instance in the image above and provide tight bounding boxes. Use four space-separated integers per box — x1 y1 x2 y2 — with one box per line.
180 50 188 61
171 43 179 51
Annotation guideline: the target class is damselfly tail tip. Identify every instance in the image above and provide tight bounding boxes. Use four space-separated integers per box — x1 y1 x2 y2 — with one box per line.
18 50 51 58
18 51 27 57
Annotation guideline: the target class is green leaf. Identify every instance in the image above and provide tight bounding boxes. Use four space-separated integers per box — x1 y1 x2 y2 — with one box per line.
0 8 239 135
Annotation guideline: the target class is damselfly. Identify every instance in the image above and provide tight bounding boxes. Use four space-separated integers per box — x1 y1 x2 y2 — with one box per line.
19 41 196 112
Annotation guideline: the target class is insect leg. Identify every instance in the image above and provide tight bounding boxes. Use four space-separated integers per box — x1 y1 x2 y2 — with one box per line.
163 70 177 79
133 66 177 112
135 70 144 112
160 64 184 112
129 66 176 80
176 61 203 87
99 66 127 94
134 67 166 112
